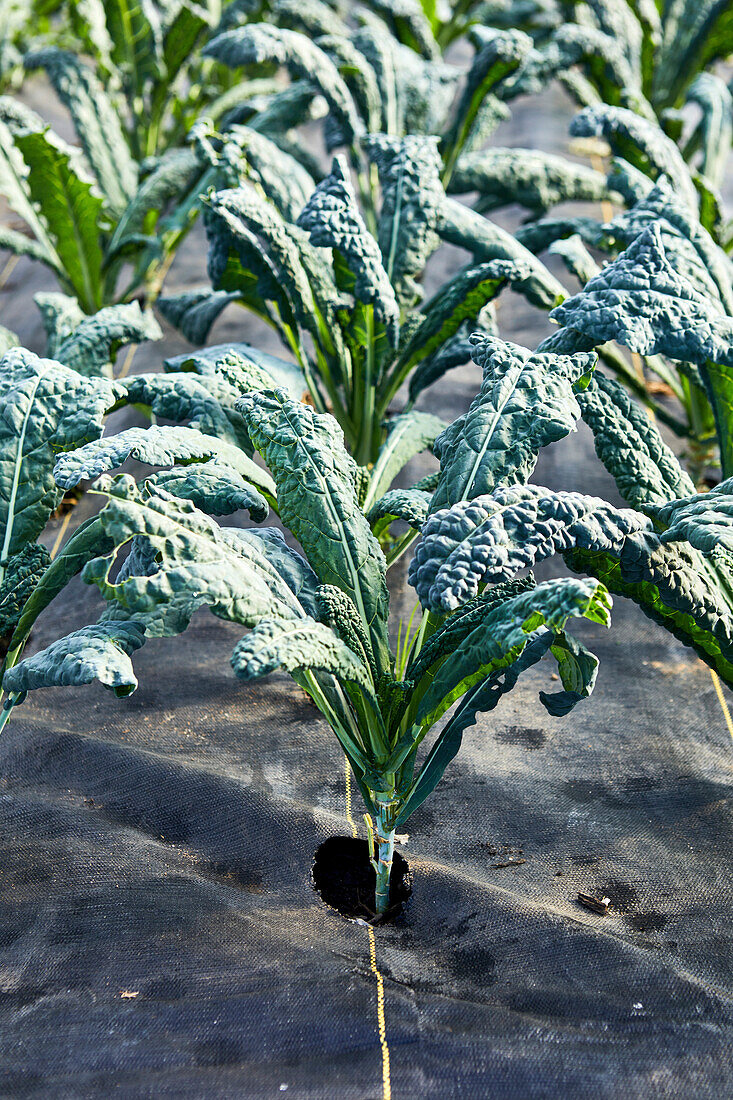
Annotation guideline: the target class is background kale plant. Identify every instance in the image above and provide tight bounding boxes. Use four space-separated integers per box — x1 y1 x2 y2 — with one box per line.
474 0 733 185
443 97 733 482
160 135 568 475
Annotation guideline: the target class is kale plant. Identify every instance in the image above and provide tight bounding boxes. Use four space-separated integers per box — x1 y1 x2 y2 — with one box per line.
159 140 566 478
199 17 560 204
0 335 304 676
476 0 733 182
2 347 613 917
23 1 246 161
527 175 733 484
8 232 733 914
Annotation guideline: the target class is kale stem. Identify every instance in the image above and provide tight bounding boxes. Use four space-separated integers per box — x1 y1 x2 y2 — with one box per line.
373 794 396 917
0 692 21 737
355 308 378 465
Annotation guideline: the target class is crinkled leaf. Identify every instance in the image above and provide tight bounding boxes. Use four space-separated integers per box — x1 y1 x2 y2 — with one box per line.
515 216 605 256
566 537 733 686
25 48 137 217
107 149 203 260
231 616 372 689
207 184 325 341
238 390 390 673
391 259 537 384
0 542 52 640
13 125 105 312
3 620 145 697
157 288 241 345
222 124 315 222
121 370 252 452
146 461 269 521
163 343 307 400
53 423 275 500
33 293 86 357
649 478 733 565
406 576 536 686
77 475 314 639
550 224 733 474
449 147 611 216
570 105 698 212
411 484 650 612
430 335 597 510
394 630 557 827
54 302 162 378
576 372 696 508
414 576 611 725
441 28 531 172
0 349 121 572
548 235 602 284
549 223 733 361
317 33 382 134
604 182 733 315
364 133 442 306
297 155 399 342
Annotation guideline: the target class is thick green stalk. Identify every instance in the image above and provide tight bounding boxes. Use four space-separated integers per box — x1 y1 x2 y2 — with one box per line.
0 691 22 736
682 373 718 487
700 361 733 479
354 308 378 465
373 793 397 916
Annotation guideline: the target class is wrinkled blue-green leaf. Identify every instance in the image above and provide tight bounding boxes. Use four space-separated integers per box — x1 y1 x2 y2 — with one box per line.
231 616 372 689
0 348 121 578
238 389 390 672
53 301 162 377
365 133 442 306
430 335 596 510
53 424 275 500
25 48 137 216
297 155 399 342
411 484 650 611
449 147 611 216
3 620 145 697
414 576 611 725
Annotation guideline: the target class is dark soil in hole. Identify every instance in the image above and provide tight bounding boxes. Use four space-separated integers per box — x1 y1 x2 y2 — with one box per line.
312 836 411 924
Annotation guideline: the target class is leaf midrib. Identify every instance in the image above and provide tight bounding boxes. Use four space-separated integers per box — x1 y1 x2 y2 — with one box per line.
0 370 44 583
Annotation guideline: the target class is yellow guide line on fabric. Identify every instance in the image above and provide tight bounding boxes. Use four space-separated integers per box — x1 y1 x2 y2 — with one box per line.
589 153 615 225
709 670 733 741
344 756 359 841
49 510 72 561
116 344 137 380
344 758 393 1100
367 924 392 1100
0 253 19 293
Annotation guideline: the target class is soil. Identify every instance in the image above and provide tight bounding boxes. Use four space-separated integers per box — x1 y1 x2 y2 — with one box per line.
312 836 412 924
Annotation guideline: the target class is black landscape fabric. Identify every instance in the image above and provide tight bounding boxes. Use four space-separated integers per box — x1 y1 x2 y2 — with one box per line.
0 397 731 1100
1 82 731 1100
